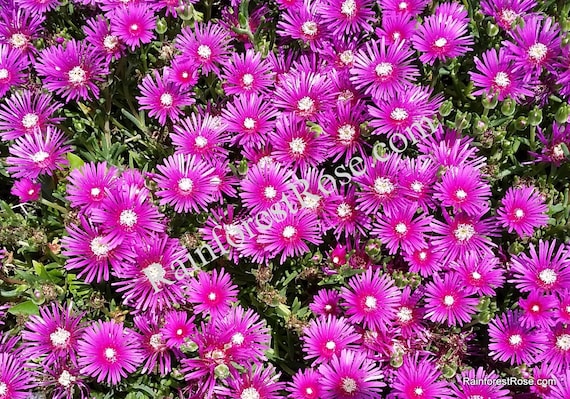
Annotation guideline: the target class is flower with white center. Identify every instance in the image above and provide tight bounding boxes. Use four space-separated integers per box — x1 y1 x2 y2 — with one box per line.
397 306 413 322
130 24 139 32
531 304 540 312
68 66 87 85
90 236 110 257
493 72 511 88
341 377 358 393
418 251 427 260
0 382 7 396
374 177 395 196
282 225 297 239
453 223 475 242
434 38 448 48
178 177 194 193
341 0 357 16
528 43 548 63
325 340 336 350
119 209 138 228
32 150 50 165
375 62 394 79
103 35 119 51
241 73 254 88
337 124 356 145
22 113 39 129
552 144 565 160
232 332 245 345
364 295 377 310
50 327 71 348
538 268 557 285
556 334 570 351
390 107 409 121
10 33 28 48
339 50 354 65
500 8 518 26
0 69 8 80
297 96 316 114
336 202 353 218
243 117 256 130
455 189 468 201
508 334 522 346
197 44 212 60
241 387 261 399
411 181 423 193
90 187 102 199
398 1 408 10
443 295 455 306
289 137 307 155
208 292 217 301
58 370 76 388
142 262 167 286
395 222 408 235
264 185 277 199
301 21 318 37
194 136 208 148
472 271 482 280
104 347 117 362
414 387 424 396
302 193 321 210
160 93 173 107
149 333 164 350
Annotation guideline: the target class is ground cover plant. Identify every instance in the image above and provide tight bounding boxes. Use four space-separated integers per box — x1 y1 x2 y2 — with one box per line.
1 0 570 397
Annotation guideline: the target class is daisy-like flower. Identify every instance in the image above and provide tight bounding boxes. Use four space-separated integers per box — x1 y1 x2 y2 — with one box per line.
378 0 429 16
368 85 443 140
154 154 215 213
77 320 143 385
404 245 444 277
109 4 156 50
222 93 278 149
519 291 556 329
271 114 328 172
66 162 118 212
320 101 367 162
0 352 30 399
310 289 341 317
419 126 485 169
480 0 536 30
113 235 189 313
318 350 385 399
240 163 292 214
0 44 28 98
186 268 238 319
392 355 452 399
170 113 229 161
317 0 375 35
35 39 108 102
340 268 401 331
503 15 561 78
160 310 194 349
531 122 570 166
372 206 432 255
288 368 322 399
509 239 570 294
257 208 323 263
90 185 165 247
14 0 60 13
21 303 83 366
136 69 195 124
555 290 570 324
430 211 498 265
538 324 570 373
84 16 126 62
375 13 417 44
133 314 171 375
0 7 43 60
350 38 419 101
221 49 273 96
34 362 88 399
62 216 131 283
399 157 437 211
0 89 62 141
424 273 479 326
221 365 285 399
176 22 230 75
433 165 491 216
488 310 546 365
164 56 199 89
453 367 511 399
530 363 558 397
411 14 474 64
273 69 335 121
302 316 360 364
6 127 70 179
395 286 426 338
323 186 371 239
497 186 548 238
277 1 327 52
450 252 505 296
10 178 41 202
470 48 533 102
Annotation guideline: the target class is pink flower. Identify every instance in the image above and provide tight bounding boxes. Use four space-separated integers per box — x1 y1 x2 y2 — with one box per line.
109 5 156 50
433 165 491 216
186 268 238 319
176 22 230 75
423 273 479 326
10 178 41 202
221 49 273 96
302 316 359 364
66 162 119 212
497 186 548 238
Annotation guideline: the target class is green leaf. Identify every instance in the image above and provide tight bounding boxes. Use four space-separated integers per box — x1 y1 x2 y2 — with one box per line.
8 301 39 316
67 153 85 171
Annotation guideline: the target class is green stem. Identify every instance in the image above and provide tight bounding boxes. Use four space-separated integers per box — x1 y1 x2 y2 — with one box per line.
530 125 536 151
206 0 213 21
40 199 68 215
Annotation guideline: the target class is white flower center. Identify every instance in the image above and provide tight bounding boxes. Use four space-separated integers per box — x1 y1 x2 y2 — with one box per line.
514 208 525 219
398 1 408 9
10 33 28 48
301 21 318 36
364 295 377 310
528 43 548 62
27 188 36 196
224 223 242 238
119 209 138 228
337 124 356 144
258 155 273 168
178 177 194 193
325 340 336 350
553 144 565 159
264 185 277 199
395 222 408 235
472 271 482 280
419 251 427 260
142 262 166 285
90 187 102 198
341 0 357 16
302 193 321 210
455 189 468 201
194 135 208 148
104 347 117 362
443 295 455 306
306 387 314 395
149 333 163 350
324 304 332 312
566 305 570 314
531 305 540 312
243 117 256 130
339 50 354 65
197 44 212 60
90 236 110 257
374 177 394 195
241 387 261 399
160 93 173 107
509 334 522 346
411 181 423 193
453 223 475 242
297 96 315 113
58 370 76 388
176 328 184 336
0 382 6 396
539 268 557 285
341 377 358 393
390 107 409 121
397 306 413 322
375 62 394 78
493 71 511 88
282 225 297 239
434 37 448 48
393 31 402 41
556 334 570 351
500 8 518 25
68 66 87 85
336 202 353 218
130 23 139 32
32 150 49 164
414 387 424 395
0 68 8 80
241 73 254 87
289 137 307 155
232 332 245 345
22 113 39 129
208 292 217 301
103 35 119 50
50 327 71 348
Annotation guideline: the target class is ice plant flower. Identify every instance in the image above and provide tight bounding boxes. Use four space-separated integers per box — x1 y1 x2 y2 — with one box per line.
109 4 156 50
14 0 61 14
0 44 28 98
392 355 453 399
221 49 274 96
309 289 341 317
518 291 556 329
453 367 511 399
77 320 143 385
186 268 238 319
10 178 41 202
277 1 327 52
497 186 548 237
66 162 118 212
423 273 479 326
372 206 432 255
375 13 417 44
170 112 230 161
450 252 505 296
531 122 570 166
84 16 126 62
240 162 292 213
287 368 322 399
320 101 367 162
378 0 429 16
176 21 230 75
160 310 195 349
133 314 171 375
317 0 375 35
537 324 570 373
302 316 360 364
480 0 537 30
404 245 444 277
0 352 30 399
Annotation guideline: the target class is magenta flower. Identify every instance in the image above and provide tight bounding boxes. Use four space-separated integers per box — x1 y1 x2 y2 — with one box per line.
497 186 548 238
373 206 432 255
453 367 511 399
318 350 385 399
10 178 41 202
404 245 444 277
350 38 419 101
133 314 171 375
170 113 229 161
154 154 215 213
287 368 322 399
160 310 195 349
0 44 28 98
77 320 143 385
221 49 273 96
165 56 199 89
400 157 437 211
392 355 452 399
480 0 536 30
450 252 505 296
538 324 570 373
310 289 341 317
379 0 429 16
555 290 570 324
66 162 119 212
277 1 327 52
317 0 375 35
531 122 570 166
0 7 43 61
240 163 292 214
519 291 556 329
302 316 359 364
136 69 195 124
488 310 546 365
320 101 367 162
186 268 238 319
14 0 60 13
6 127 70 179
340 268 401 331
375 13 417 44
323 186 372 240
176 22 230 75
109 5 156 50
509 239 570 294
0 352 30 399
424 273 479 326
395 286 426 338
433 165 491 216
221 365 284 399
84 16 126 62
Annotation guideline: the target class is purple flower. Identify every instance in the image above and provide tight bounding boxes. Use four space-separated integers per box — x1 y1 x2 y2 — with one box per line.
10 178 41 202
0 352 31 399
176 22 230 75
317 0 375 35
186 268 238 319
170 113 230 161
392 355 453 399
302 316 359 364
496 186 548 238
423 273 479 326
453 367 511 399
133 314 171 375
84 16 126 62
66 162 119 213
0 44 28 98
277 1 328 52
221 49 274 96
480 0 536 30
109 4 156 50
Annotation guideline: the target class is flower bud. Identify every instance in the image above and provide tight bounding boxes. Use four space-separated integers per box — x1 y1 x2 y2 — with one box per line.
500 98 516 116
439 100 453 117
486 22 500 37
180 340 198 354
473 10 484 22
214 364 230 380
482 94 498 109
454 111 471 131
514 116 527 130
528 107 543 126
442 363 457 379
555 104 569 124
156 18 168 34
390 353 404 368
